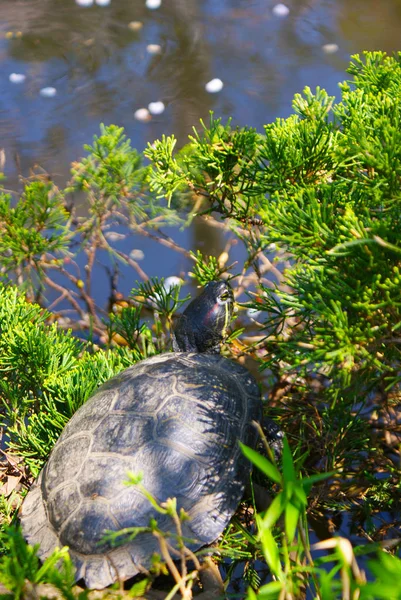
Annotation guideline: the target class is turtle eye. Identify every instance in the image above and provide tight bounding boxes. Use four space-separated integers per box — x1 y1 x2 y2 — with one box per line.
218 290 231 303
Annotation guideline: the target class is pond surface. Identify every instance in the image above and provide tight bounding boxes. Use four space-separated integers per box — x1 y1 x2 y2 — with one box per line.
2 4 401 180
1 0 401 278
3 0 401 299
2 0 401 174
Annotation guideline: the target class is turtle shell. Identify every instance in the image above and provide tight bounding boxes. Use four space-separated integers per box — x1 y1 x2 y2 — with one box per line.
21 352 262 589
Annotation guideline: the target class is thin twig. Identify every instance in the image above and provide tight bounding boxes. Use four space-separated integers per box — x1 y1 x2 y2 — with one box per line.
133 224 192 257
153 532 192 599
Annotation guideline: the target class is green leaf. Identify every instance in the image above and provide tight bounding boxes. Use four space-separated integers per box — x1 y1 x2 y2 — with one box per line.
292 484 307 508
256 515 283 580
246 587 258 600
281 437 296 483
254 581 284 599
284 501 300 542
262 492 285 529
128 576 150 597
302 470 335 491
241 443 281 484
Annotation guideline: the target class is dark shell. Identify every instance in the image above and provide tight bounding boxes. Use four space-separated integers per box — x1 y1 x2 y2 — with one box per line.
21 352 262 589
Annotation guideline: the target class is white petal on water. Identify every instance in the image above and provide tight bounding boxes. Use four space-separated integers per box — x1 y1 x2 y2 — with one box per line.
129 21 143 32
40 87 57 97
129 249 145 261
272 3 290 17
134 108 151 122
146 44 162 54
146 0 161 9
105 232 126 242
322 43 339 54
148 101 165 115
150 276 182 307
9 73 26 84
205 78 224 93
95 0 111 5
76 0 94 6
163 276 182 291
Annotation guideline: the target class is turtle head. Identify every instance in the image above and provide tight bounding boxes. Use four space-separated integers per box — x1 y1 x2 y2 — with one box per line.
172 281 234 353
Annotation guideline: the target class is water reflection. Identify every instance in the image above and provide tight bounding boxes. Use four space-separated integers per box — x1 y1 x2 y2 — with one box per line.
337 0 401 53
1 0 401 279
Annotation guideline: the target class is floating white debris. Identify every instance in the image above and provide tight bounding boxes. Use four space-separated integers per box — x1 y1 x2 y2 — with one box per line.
146 0 161 9
163 276 182 292
205 78 224 93
40 87 57 97
129 249 145 261
128 21 143 31
95 0 111 5
322 43 339 54
134 107 151 122
76 0 94 6
272 3 290 17
105 232 126 242
148 101 165 115
9 73 26 84
149 276 182 307
146 43 162 54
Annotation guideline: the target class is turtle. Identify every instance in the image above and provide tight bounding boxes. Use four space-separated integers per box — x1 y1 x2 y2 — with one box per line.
20 281 267 590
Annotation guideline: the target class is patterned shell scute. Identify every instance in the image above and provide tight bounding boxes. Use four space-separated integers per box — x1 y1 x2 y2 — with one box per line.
42 434 91 491
21 351 262 589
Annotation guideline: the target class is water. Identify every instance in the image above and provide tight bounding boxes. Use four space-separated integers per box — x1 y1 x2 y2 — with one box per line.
2 0 399 179
2 0 401 286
